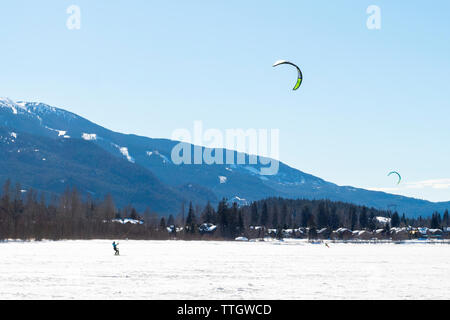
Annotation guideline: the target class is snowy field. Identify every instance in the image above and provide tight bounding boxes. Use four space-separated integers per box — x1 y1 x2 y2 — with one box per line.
1 240 449 300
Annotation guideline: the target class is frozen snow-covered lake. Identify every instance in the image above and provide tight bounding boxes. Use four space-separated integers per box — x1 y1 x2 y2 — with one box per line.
0 240 449 300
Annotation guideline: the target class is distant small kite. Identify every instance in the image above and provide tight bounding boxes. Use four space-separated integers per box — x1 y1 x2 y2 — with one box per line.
273 60 303 91
388 171 402 185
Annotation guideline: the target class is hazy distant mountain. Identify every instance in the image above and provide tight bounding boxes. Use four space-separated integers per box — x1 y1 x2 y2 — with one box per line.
1 97 448 216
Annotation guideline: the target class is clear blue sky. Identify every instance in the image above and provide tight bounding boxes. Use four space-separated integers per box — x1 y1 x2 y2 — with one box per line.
1 1 449 201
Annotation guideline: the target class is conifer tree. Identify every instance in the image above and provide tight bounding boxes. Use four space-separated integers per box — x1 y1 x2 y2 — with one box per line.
391 212 400 228
307 213 316 229
217 198 229 236
280 203 288 228
443 210 449 227
186 202 196 233
160 217 166 230
349 207 357 230
317 202 328 229
271 204 279 228
261 202 269 227
250 202 259 226
430 212 440 229
359 207 368 229
238 211 244 235
301 206 311 228
401 213 407 226
167 214 175 227
368 212 376 231
201 201 216 224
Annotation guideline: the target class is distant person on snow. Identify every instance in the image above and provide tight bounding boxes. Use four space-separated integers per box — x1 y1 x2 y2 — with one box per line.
112 241 119 255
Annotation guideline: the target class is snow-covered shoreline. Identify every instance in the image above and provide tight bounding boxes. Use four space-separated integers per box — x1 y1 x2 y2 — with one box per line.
1 240 449 300
1 238 450 244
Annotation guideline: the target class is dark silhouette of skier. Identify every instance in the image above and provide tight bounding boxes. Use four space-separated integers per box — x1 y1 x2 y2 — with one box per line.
112 241 120 255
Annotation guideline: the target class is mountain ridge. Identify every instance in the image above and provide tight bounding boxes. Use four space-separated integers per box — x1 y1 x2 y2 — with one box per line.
1 97 448 217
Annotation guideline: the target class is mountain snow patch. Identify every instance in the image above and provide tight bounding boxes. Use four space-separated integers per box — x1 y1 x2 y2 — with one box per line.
146 150 170 164
244 166 261 175
219 176 228 184
0 97 26 115
119 147 135 163
44 126 67 137
82 133 97 141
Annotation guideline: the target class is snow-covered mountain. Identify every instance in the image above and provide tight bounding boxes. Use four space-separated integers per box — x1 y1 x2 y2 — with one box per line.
1 97 449 216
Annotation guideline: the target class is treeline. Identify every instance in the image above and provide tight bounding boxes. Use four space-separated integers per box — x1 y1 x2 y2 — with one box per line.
193 197 449 237
0 180 164 241
0 180 448 241
240 198 449 230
